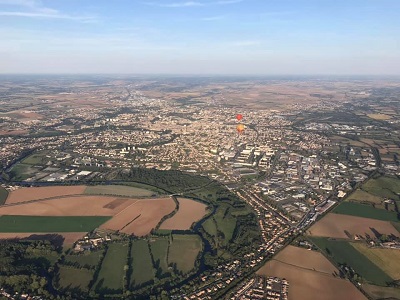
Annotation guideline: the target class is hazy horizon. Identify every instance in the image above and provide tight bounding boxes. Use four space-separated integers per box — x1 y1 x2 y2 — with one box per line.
1 0 399 75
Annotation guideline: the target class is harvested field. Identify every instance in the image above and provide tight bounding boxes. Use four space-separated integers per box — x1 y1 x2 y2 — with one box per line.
273 245 337 275
84 185 155 198
0 232 85 245
0 196 136 216
257 260 366 300
100 197 176 236
367 113 392 120
308 213 400 239
160 198 207 230
363 284 400 300
351 243 400 280
6 186 86 204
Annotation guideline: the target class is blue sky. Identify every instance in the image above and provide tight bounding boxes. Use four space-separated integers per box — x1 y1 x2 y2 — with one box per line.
0 0 399 74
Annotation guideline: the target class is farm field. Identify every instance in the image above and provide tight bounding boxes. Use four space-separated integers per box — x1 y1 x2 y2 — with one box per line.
307 213 400 239
84 185 156 198
94 242 129 293
311 238 392 286
159 198 207 230
5 185 86 204
333 202 399 222
0 215 111 232
101 197 176 236
347 189 383 205
273 245 337 275
0 196 137 216
64 251 104 269
362 176 400 201
351 243 400 280
57 266 93 292
257 259 366 300
0 186 8 205
129 240 155 288
363 284 400 300
21 153 47 165
149 237 170 276
0 232 86 245
168 234 202 274
213 204 236 245
367 113 392 120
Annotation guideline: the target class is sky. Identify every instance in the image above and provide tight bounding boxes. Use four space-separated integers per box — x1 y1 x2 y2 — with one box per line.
0 0 399 75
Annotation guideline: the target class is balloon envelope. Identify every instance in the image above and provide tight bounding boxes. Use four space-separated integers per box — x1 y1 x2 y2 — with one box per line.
236 124 245 133
236 114 243 121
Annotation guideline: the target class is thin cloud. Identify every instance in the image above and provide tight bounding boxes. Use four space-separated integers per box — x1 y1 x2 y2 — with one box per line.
201 15 225 21
232 40 262 47
0 11 96 21
147 0 243 8
0 0 97 22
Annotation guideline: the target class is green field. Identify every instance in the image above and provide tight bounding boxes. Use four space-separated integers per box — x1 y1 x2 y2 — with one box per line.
351 243 400 280
202 217 218 238
130 240 155 288
0 216 111 232
94 242 129 293
57 266 93 292
363 176 400 201
333 202 399 222
168 234 202 274
9 164 38 181
392 222 400 233
0 186 8 205
347 189 383 205
214 205 237 244
21 153 47 165
64 251 104 269
149 238 170 277
84 185 156 198
311 237 392 286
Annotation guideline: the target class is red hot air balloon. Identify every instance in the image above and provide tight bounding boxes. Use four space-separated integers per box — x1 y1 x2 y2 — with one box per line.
236 114 243 121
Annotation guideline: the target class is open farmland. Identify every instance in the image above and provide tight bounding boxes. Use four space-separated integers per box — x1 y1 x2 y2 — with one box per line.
168 234 202 274
94 242 129 294
0 196 137 216
129 240 155 288
0 232 85 245
362 176 400 200
333 202 400 222
363 284 400 300
308 213 400 239
273 245 337 275
159 198 207 230
0 186 8 205
311 238 392 286
64 251 104 269
57 266 93 292
347 189 383 205
0 215 110 232
84 185 156 198
257 260 366 300
149 237 170 277
351 243 400 280
101 197 176 236
5 185 86 204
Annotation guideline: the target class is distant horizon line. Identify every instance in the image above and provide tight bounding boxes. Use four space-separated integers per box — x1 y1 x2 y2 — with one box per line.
0 73 400 78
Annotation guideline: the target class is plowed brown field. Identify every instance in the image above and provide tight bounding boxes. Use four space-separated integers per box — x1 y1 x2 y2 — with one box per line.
100 197 176 236
308 213 400 238
0 196 136 216
257 246 366 300
159 198 207 230
6 186 86 204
